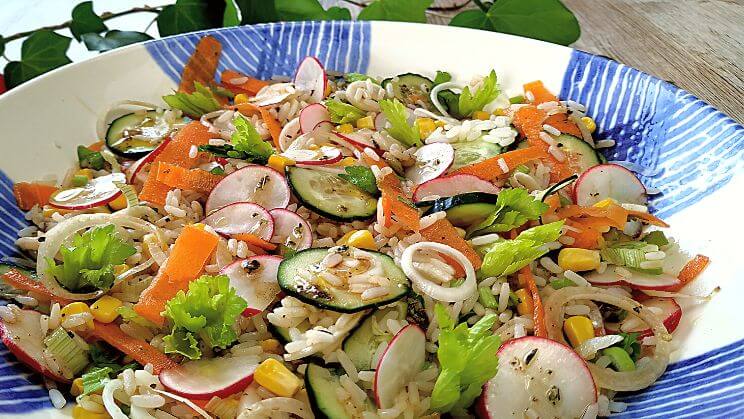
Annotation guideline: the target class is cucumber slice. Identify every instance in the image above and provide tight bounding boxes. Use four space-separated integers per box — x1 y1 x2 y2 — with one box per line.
277 248 409 313
106 111 182 159
450 140 502 172
422 192 499 227
306 363 372 418
555 134 600 173
286 167 377 222
342 304 406 371
381 73 434 110
268 320 309 345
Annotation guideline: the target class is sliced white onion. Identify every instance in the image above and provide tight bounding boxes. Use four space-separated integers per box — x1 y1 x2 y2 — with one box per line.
430 82 460 118
576 335 624 360
102 379 128 419
96 100 159 140
400 242 476 302
152 389 212 419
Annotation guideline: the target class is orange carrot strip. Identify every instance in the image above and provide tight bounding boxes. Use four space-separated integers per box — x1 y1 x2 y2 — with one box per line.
627 210 670 228
134 225 219 325
545 114 583 137
87 141 105 152
232 103 262 116
564 220 602 249
232 233 278 251
88 322 178 373
362 153 388 169
669 254 710 291
378 173 420 231
523 80 559 104
518 266 547 338
155 162 223 195
453 146 549 181
512 105 577 181
421 219 482 270
1 269 72 305
179 36 222 94
13 182 57 211
221 70 269 96
523 81 582 137
259 108 282 149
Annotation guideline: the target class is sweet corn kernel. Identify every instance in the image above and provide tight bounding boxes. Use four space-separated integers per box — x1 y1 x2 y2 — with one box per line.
234 93 249 105
267 155 295 173
336 230 356 245
60 302 94 330
346 230 376 250
43 206 73 218
592 198 617 208
90 296 123 324
72 405 109 419
108 194 128 211
473 110 490 120
581 116 597 133
514 288 533 316
415 118 436 139
558 248 601 272
338 157 356 167
356 116 375 129
337 123 354 134
75 169 95 180
70 378 84 397
493 108 506 116
434 120 446 128
254 358 302 397
260 338 282 354
563 316 595 347
113 264 129 277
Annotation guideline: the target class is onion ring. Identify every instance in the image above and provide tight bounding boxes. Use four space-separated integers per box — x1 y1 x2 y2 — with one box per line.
401 242 476 302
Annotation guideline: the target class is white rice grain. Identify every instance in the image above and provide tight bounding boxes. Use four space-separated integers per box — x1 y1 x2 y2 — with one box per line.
542 124 561 136
131 394 166 409
49 388 66 409
564 270 590 287
336 350 359 382
497 158 509 173
497 282 510 313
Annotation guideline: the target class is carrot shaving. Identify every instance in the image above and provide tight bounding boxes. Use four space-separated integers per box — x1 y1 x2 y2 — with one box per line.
453 146 549 181
545 114 583 137
88 322 177 374
13 182 57 211
1 269 72 305
362 152 388 169
523 80 559 104
154 162 223 195
87 141 105 152
220 70 269 96
259 107 282 149
512 105 577 181
518 266 547 338
179 36 222 94
627 210 670 228
232 233 278 251
420 219 482 270
523 81 582 137
378 173 420 231
668 254 710 291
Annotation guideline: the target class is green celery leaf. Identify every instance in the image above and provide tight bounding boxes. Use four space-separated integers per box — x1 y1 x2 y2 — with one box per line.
449 9 494 30
275 0 351 20
81 31 152 52
379 98 421 147
163 328 202 360
480 221 564 277
437 89 463 118
486 0 580 46
235 0 278 24
223 0 241 26
163 81 222 117
70 1 107 41
358 0 433 23
433 71 452 86
338 166 379 195
470 188 548 235
435 303 455 331
642 231 668 247
601 241 662 275
430 369 461 412
82 367 112 395
459 69 500 117
345 73 375 83
4 31 72 88
117 306 159 328
232 115 274 158
157 0 224 37
325 99 366 124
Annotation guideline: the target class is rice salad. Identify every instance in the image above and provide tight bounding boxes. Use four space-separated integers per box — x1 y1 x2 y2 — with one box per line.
1 36 712 419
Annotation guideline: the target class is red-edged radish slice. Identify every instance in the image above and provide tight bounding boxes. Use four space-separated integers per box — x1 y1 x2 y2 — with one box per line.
574 163 647 207
220 255 282 315
269 208 313 251
159 356 258 399
586 269 682 290
281 146 343 166
126 137 171 183
206 165 290 214
477 336 597 418
608 297 682 338
333 131 384 156
412 174 501 202
405 143 454 185
49 173 126 210
294 56 327 103
373 324 426 409
0 309 69 382
299 103 330 134
203 202 274 240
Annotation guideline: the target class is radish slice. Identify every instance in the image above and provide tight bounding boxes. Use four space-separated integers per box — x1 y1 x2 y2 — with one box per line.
574 163 647 207
405 143 454 185
0 309 68 382
477 336 597 418
203 202 274 240
220 255 282 314
608 297 682 338
49 173 126 210
294 56 327 103
299 103 330 134
373 324 426 409
126 137 171 183
159 356 258 399
586 269 682 290
281 146 343 165
412 174 501 202
269 208 313 251
206 165 290 214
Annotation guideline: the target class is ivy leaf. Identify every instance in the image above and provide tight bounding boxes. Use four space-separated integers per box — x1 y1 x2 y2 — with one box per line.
235 0 278 24
4 31 72 89
82 31 153 52
223 0 241 27
326 7 352 20
157 0 224 37
70 1 107 41
449 9 493 30
0 35 5 57
275 0 351 21
358 0 433 23
487 0 580 45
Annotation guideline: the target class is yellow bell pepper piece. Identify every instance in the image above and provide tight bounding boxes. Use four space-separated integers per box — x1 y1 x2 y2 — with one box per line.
356 116 375 129
592 198 617 208
473 110 490 120
346 230 376 250
581 116 597 133
337 230 356 246
514 288 533 316
90 296 123 324
234 93 249 105
336 123 354 134
75 169 95 180
267 155 295 173
70 378 84 397
254 358 302 397
60 302 94 330
108 194 128 211
557 248 601 272
338 157 356 167
72 405 109 419
415 118 436 139
563 316 595 347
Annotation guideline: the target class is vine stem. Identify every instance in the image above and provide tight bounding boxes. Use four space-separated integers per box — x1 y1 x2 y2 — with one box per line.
2 5 163 44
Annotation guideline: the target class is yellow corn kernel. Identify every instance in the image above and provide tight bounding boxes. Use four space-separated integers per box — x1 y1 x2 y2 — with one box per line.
234 93 249 105
338 157 356 167
267 155 295 173
337 123 354 134
60 302 94 330
581 116 597 133
71 378 84 397
90 296 123 324
514 288 534 316
415 118 436 139
260 338 282 354
592 198 617 208
336 230 356 245
434 120 446 128
346 230 376 250
108 194 128 211
557 248 601 272
72 405 109 419
473 110 490 120
254 358 302 397
356 116 375 129
563 316 595 347
75 169 95 180
492 108 506 116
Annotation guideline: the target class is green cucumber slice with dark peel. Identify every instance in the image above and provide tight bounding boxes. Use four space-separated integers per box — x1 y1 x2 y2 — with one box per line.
342 303 407 371
106 111 181 159
286 166 377 222
381 73 434 110
306 363 372 418
450 139 502 172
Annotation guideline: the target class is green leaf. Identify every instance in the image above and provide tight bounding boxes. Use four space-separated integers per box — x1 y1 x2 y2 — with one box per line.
486 0 580 46
275 0 351 21
345 73 375 83
433 71 452 86
449 9 493 30
77 145 105 170
617 332 641 362
163 328 202 360
82 367 112 395
479 221 564 277
325 99 366 124
157 0 224 37
235 0 278 24
199 115 275 163
163 81 222 117
326 6 352 20
81 31 152 52
469 188 548 235
642 231 668 247
70 1 107 41
223 0 241 26
459 69 500 117
379 98 421 147
358 0 433 23
4 31 72 88
338 166 379 195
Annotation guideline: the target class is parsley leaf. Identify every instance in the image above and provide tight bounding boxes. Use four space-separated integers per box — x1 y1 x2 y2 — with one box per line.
345 73 376 84
458 70 500 117
325 99 366 124
379 98 422 147
478 221 564 278
617 332 642 362
469 188 548 235
338 166 379 195
162 81 222 117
